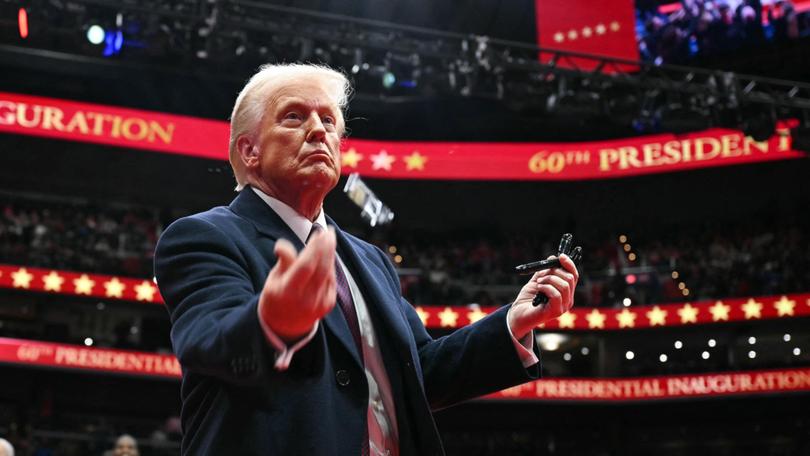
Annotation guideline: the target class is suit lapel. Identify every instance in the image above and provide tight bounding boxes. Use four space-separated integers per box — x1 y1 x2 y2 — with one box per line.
329 218 413 362
230 187 363 367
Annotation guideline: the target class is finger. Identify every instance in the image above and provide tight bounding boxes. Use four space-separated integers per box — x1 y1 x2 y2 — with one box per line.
273 238 298 273
538 275 571 303
295 227 337 294
536 283 563 312
558 254 580 283
547 268 576 291
313 268 337 318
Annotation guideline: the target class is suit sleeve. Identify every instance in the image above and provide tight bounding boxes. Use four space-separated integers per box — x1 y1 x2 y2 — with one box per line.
154 216 280 386
373 247 541 410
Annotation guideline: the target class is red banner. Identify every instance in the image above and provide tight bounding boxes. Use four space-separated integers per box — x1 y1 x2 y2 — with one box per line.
0 337 180 379
1 335 805 400
487 368 810 401
0 264 162 304
1 264 808 329
0 92 803 180
535 0 639 71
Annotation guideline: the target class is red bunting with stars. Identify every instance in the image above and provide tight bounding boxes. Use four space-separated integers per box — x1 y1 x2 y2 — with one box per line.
0 264 162 304
1 263 808 330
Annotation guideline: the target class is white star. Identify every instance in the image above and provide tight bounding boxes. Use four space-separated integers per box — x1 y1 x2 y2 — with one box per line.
596 24 607 35
567 29 578 40
610 21 621 32
553 32 564 43
370 150 396 171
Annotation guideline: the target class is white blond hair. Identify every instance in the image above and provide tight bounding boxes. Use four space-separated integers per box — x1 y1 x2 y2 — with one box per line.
228 63 351 191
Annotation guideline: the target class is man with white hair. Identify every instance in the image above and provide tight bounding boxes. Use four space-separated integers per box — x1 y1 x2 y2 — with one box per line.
0 438 14 456
155 63 578 455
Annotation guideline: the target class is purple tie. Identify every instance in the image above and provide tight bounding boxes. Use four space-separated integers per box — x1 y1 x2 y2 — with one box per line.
308 224 369 456
308 224 364 360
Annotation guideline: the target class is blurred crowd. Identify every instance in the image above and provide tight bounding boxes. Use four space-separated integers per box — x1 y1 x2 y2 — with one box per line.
390 215 810 308
1 195 808 308
636 0 810 63
0 197 160 278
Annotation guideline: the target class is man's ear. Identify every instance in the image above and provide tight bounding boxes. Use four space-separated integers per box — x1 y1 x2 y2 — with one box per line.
236 136 260 170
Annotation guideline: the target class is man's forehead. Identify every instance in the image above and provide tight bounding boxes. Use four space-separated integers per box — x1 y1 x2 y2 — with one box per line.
267 82 339 111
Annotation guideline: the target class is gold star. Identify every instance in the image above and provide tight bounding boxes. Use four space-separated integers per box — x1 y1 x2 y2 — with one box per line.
567 29 578 40
11 268 34 289
582 26 593 38
341 148 363 168
438 307 459 328
616 308 637 328
104 277 126 298
557 312 576 329
741 298 763 319
42 271 64 292
467 308 488 324
646 306 668 326
585 309 606 329
134 280 157 302
74 274 95 295
404 151 428 171
774 296 796 317
610 21 621 32
553 32 564 43
709 301 731 321
677 303 699 324
596 23 607 35
415 306 429 326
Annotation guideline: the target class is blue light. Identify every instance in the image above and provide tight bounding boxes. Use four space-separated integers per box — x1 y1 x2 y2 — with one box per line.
102 30 124 57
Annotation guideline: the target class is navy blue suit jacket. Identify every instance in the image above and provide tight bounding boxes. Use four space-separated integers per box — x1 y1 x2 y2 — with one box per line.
154 186 540 455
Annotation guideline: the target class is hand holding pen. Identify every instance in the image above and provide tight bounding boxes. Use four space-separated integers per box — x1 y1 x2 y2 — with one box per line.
515 233 583 307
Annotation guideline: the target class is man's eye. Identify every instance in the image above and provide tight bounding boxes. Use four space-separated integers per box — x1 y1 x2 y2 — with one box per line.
284 112 302 120
322 116 336 125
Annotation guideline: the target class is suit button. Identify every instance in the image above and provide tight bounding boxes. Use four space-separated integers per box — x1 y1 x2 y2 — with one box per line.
336 369 350 386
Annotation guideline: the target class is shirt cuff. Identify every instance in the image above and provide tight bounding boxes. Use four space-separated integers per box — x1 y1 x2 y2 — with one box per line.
506 312 540 368
258 308 319 371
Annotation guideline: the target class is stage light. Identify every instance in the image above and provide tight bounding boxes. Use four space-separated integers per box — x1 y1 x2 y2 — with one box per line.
622 297 632 306
580 347 589 355
18 8 28 39
388 246 397 254
682 289 689 296
84 337 94 346
659 354 667 363
678 282 686 290
701 351 710 359
618 235 627 243
671 271 679 279
784 333 792 342
628 253 636 261
382 71 396 89
708 339 716 347
538 333 567 352
674 340 683 349
394 255 403 264
748 336 756 345
748 350 756 359
87 24 105 45
794 348 801 356
625 351 634 360
623 244 631 252
625 274 636 285
563 353 572 361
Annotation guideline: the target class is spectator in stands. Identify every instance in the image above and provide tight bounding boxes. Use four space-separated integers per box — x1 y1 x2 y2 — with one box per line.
111 434 138 456
0 439 13 456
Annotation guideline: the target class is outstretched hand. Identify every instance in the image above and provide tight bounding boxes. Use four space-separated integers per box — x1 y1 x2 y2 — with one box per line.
508 253 579 339
258 227 338 342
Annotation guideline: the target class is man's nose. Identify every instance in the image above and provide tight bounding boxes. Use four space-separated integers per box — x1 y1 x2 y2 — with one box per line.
305 112 326 143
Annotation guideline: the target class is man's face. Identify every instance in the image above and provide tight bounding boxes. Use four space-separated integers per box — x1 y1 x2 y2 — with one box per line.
113 436 138 456
252 76 343 197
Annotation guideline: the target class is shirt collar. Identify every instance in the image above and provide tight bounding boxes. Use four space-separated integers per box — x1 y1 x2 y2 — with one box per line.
251 186 328 244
